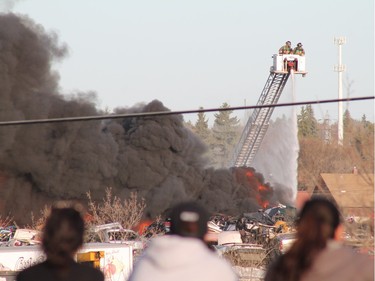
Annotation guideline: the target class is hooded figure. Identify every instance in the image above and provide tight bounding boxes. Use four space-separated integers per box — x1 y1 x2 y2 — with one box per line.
128 201 238 281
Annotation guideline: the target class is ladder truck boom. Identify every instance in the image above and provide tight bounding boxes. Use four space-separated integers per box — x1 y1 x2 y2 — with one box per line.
231 54 307 167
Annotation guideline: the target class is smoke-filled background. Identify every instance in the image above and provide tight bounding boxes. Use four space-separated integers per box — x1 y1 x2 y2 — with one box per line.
0 13 290 225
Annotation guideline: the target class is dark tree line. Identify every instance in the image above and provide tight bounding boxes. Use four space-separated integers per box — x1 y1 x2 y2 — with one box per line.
186 103 241 168
186 103 374 192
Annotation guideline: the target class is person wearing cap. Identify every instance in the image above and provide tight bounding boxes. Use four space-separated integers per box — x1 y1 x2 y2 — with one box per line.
128 201 238 281
279 41 292 54
293 43 305 56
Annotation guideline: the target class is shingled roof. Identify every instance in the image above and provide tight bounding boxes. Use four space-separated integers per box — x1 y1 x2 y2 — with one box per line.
320 173 374 216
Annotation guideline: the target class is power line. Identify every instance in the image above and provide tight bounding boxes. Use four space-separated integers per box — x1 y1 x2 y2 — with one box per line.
0 96 373 126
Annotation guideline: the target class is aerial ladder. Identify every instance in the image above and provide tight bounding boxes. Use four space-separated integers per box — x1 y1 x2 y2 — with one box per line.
231 53 307 167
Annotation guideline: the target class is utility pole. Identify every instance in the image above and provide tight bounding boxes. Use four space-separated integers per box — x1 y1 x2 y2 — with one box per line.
334 37 346 145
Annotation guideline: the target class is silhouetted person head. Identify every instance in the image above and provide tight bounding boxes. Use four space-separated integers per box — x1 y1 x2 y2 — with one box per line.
169 201 209 241
42 206 85 266
297 196 340 244
265 197 342 281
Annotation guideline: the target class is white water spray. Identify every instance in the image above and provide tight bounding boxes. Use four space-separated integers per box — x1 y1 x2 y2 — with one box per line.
252 70 300 205
289 70 299 198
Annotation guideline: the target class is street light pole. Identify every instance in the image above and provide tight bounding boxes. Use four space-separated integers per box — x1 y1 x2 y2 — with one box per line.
334 37 346 145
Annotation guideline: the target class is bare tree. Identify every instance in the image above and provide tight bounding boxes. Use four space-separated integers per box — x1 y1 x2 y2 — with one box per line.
86 187 146 230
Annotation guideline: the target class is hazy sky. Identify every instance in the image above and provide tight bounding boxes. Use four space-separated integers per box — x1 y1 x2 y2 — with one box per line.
7 0 375 124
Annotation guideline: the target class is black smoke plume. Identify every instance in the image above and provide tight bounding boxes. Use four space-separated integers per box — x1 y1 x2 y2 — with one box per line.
0 13 265 224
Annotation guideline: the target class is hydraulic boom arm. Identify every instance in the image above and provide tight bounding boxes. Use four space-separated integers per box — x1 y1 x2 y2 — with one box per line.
230 53 306 167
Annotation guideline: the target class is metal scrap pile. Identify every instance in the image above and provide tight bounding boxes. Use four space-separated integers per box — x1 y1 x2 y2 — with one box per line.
0 227 41 247
208 205 297 246
207 206 297 280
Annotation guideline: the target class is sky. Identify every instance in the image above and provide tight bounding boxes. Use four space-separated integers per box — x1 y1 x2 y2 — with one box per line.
5 0 375 125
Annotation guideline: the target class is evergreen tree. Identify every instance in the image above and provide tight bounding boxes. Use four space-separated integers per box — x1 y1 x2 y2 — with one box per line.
297 105 318 137
361 114 374 136
184 120 194 130
211 102 240 167
194 107 210 141
361 114 367 124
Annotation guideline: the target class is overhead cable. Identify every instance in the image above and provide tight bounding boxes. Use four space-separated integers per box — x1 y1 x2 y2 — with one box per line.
0 96 373 126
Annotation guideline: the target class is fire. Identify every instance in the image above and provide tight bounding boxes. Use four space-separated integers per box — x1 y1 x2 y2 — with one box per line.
257 184 272 208
133 220 153 235
232 167 274 209
83 213 94 223
245 171 253 177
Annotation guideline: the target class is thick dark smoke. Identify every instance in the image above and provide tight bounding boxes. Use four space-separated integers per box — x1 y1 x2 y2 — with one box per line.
0 13 265 224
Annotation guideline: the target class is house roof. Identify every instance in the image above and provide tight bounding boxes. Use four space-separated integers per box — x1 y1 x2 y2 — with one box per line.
320 173 374 210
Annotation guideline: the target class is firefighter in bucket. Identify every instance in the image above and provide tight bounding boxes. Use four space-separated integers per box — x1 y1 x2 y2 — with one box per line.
278 41 292 55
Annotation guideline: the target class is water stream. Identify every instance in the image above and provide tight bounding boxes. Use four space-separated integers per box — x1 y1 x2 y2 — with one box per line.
252 70 300 205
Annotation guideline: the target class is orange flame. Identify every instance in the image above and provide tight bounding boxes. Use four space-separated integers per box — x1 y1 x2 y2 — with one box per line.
258 185 271 208
233 167 273 209
245 171 254 177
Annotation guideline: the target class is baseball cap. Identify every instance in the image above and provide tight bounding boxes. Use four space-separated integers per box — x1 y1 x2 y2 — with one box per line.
169 201 209 240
